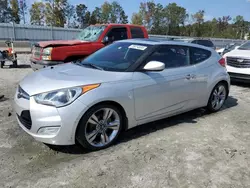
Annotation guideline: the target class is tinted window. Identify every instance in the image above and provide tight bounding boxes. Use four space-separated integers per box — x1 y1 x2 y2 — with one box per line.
107 27 128 42
80 42 151 71
190 47 211 64
195 40 214 48
131 27 144 38
191 40 197 44
147 45 190 69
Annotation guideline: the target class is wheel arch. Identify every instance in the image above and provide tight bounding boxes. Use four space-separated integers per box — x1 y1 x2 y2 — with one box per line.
74 100 129 142
206 79 230 106
89 101 128 130
217 80 229 99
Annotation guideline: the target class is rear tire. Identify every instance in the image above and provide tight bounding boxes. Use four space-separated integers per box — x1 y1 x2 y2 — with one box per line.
76 104 123 151
207 82 228 112
13 60 18 68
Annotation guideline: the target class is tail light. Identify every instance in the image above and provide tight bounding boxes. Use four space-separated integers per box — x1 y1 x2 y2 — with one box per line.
218 58 226 67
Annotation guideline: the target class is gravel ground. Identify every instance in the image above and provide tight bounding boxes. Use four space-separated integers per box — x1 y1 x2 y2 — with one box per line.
0 54 249 188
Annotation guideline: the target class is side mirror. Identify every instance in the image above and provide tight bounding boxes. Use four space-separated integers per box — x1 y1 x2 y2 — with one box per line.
102 36 109 44
143 61 165 71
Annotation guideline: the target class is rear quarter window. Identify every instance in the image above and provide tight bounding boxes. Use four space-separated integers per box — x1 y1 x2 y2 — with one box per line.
195 40 214 48
190 47 212 64
131 27 145 38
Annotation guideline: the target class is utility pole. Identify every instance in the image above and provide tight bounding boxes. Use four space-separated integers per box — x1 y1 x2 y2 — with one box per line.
51 0 55 40
52 0 55 26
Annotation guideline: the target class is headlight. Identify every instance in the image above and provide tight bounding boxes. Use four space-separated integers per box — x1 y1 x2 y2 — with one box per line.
42 47 52 60
34 84 100 107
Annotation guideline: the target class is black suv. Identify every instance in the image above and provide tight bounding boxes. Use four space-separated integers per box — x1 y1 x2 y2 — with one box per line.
174 38 216 50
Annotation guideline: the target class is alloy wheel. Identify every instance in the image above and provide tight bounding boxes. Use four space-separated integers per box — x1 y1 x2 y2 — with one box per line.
85 108 120 147
211 85 226 111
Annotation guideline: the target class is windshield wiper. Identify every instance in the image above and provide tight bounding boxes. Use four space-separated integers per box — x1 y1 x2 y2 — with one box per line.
81 63 103 70
73 60 83 66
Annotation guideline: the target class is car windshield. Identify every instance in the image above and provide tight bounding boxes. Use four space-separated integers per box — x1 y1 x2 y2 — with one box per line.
78 42 151 72
238 41 250 50
76 25 107 41
225 44 235 50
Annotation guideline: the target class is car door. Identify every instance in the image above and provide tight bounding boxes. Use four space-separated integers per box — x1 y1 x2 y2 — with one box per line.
189 46 213 106
132 45 198 121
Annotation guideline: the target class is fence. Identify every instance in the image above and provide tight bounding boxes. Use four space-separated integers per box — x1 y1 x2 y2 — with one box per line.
0 23 81 41
0 23 247 48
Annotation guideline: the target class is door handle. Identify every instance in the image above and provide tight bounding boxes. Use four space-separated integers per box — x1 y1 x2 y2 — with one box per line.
186 74 192 80
186 74 196 80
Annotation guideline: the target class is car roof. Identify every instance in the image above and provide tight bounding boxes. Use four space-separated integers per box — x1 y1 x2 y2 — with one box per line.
117 39 214 51
174 38 195 42
93 23 145 28
174 38 212 42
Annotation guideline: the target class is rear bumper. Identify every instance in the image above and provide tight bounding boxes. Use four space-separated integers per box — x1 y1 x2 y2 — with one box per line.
30 58 63 71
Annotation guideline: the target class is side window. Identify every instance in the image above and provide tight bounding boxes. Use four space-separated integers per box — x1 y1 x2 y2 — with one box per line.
197 40 214 48
191 40 198 44
131 27 144 38
196 40 204 46
190 47 211 64
147 45 190 69
107 27 128 42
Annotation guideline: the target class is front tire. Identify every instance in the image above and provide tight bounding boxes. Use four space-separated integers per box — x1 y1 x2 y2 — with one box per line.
76 104 123 151
207 82 228 112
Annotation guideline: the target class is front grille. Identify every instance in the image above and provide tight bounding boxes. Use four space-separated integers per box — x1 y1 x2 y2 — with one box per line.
17 110 32 130
227 57 250 68
32 46 43 59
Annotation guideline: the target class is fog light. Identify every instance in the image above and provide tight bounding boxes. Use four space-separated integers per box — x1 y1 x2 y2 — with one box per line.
37 126 60 136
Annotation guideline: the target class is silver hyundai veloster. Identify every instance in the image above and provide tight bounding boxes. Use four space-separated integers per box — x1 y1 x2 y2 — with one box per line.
14 39 230 150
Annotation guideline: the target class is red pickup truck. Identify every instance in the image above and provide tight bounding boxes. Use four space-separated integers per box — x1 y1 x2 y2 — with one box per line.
30 24 148 71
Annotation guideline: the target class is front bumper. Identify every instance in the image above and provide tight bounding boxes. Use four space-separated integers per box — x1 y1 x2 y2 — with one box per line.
228 72 250 82
13 88 89 145
30 58 64 71
227 65 250 82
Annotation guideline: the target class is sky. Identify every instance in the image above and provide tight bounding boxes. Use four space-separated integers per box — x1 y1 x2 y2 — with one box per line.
69 0 250 21
26 0 250 22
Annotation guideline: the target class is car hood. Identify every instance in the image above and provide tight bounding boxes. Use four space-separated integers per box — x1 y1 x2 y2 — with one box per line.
38 40 92 48
19 63 131 96
216 48 225 53
224 49 250 58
